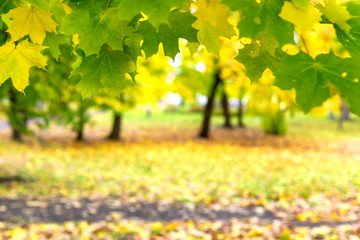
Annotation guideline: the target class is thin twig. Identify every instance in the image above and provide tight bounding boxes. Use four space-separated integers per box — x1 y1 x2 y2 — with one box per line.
106 0 110 9
0 0 10 12
300 35 310 55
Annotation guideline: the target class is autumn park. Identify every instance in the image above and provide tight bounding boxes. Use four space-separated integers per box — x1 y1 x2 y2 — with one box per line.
1 0 360 239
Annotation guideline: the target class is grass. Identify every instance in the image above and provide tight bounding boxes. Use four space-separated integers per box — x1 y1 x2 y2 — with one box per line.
0 110 360 202
93 109 360 139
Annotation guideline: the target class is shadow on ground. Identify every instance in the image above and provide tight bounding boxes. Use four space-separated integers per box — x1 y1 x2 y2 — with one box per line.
0 197 358 228
0 197 278 223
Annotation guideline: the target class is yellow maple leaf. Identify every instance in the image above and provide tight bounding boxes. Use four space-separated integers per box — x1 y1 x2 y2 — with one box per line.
193 0 234 36
4 5 57 44
279 1 322 35
0 40 47 92
192 0 235 54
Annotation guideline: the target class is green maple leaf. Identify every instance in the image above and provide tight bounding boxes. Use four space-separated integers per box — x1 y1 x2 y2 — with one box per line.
34 0 73 23
117 0 190 27
138 21 159 58
0 0 16 13
222 0 294 45
319 0 352 31
42 32 70 59
334 2 360 58
60 5 133 55
236 42 283 82
76 45 136 98
138 9 198 59
124 32 143 64
275 52 360 115
167 10 198 43
291 0 310 9
318 53 360 116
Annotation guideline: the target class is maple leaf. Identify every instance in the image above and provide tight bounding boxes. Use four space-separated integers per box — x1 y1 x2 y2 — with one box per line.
319 0 352 32
138 10 198 59
0 40 47 92
291 0 310 9
223 0 294 46
236 42 282 82
279 1 322 35
76 45 136 98
192 0 234 54
117 0 189 27
275 51 360 115
332 2 360 57
4 5 57 44
61 6 133 55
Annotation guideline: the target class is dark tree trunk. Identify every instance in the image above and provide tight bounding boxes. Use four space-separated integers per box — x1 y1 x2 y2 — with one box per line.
338 100 350 129
76 104 86 141
199 71 222 138
238 99 245 128
76 127 83 141
9 89 26 142
221 91 232 128
11 128 22 141
108 112 122 140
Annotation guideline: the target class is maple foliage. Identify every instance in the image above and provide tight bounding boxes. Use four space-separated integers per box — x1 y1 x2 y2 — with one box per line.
4 4 57 44
0 0 359 115
0 40 47 92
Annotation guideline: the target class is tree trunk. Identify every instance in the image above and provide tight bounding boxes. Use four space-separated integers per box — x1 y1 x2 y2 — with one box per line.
11 128 22 141
338 100 350 130
108 112 122 140
221 91 232 128
238 99 245 128
341 101 350 121
199 71 222 138
76 104 85 141
9 89 26 142
76 127 83 141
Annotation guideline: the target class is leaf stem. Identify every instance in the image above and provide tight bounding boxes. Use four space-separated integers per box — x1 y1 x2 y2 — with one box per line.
300 35 310 55
0 0 10 12
32 0 37 7
106 0 110 9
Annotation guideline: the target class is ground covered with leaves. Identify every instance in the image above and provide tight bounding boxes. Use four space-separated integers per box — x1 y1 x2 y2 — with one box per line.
1 113 360 239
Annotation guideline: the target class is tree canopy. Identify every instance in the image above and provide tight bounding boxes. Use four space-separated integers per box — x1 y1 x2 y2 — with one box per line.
0 0 359 115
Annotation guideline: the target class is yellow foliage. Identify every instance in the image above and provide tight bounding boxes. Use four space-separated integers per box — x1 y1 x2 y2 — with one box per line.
258 68 275 86
282 44 300 55
192 0 234 53
0 40 47 92
192 0 234 37
4 5 57 44
309 95 341 115
302 23 338 58
279 2 322 35
135 46 173 104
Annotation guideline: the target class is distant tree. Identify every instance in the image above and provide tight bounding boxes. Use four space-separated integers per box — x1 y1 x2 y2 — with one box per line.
199 70 222 138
